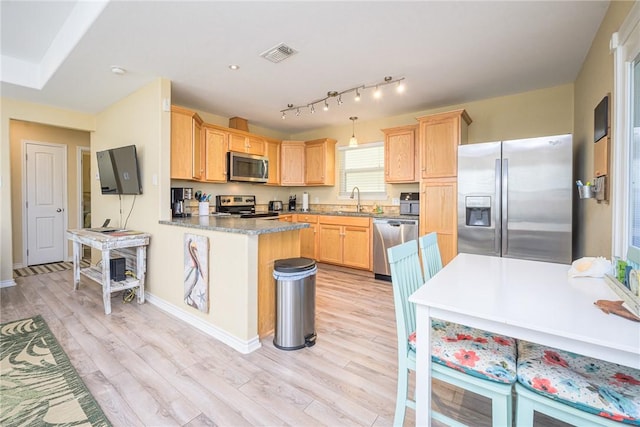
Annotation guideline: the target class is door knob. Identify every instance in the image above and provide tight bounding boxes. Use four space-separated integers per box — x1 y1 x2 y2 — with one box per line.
56 208 63 212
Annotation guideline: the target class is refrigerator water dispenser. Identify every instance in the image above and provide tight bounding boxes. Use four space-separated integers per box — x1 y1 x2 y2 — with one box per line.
465 196 491 227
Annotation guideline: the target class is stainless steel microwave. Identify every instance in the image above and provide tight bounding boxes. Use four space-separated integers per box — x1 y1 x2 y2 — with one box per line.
227 152 269 183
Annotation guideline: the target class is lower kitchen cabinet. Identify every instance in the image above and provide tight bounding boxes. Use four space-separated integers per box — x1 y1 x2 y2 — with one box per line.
296 214 318 259
317 215 370 270
420 178 457 265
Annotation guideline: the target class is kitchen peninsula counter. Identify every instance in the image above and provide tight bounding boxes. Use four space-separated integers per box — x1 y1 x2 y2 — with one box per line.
159 215 309 234
155 216 305 354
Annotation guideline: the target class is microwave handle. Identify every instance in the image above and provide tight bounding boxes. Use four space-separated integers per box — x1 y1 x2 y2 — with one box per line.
263 159 269 180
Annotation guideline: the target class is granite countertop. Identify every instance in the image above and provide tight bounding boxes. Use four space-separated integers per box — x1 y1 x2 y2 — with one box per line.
276 210 419 220
159 216 309 235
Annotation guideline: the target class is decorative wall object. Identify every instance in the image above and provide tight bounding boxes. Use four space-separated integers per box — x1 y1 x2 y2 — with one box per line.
184 233 209 312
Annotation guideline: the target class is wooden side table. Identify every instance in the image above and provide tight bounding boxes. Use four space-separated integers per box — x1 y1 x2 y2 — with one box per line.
67 229 150 314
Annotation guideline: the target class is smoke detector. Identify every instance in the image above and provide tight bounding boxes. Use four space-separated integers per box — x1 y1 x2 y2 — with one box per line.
260 43 297 63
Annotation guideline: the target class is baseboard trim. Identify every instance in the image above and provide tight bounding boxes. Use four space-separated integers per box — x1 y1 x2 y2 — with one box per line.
144 292 261 354
1 279 17 288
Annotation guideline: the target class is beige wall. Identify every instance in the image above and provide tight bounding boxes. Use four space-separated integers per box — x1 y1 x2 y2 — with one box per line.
9 120 91 267
280 84 575 209
0 98 95 285
573 0 634 258
91 78 172 290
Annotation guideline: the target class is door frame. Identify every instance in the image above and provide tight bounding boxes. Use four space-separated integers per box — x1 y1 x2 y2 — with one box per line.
77 146 90 228
21 140 68 266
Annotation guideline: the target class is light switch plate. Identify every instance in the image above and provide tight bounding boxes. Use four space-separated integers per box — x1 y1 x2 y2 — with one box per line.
392 198 400 205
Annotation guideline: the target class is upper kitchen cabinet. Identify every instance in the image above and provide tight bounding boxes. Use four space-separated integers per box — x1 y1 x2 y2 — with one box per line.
228 131 265 156
382 124 418 183
280 141 305 186
171 106 203 180
202 125 228 182
418 109 471 179
305 138 337 186
264 138 281 185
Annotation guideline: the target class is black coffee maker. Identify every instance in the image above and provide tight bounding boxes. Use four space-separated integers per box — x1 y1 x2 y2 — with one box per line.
171 187 192 217
288 195 296 211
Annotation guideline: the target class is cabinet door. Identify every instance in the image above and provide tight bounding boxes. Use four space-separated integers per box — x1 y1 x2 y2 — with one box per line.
384 126 417 183
228 132 265 156
342 226 370 269
419 110 470 179
245 136 265 156
281 141 305 186
420 179 457 265
305 141 326 184
228 132 247 153
203 127 227 182
171 109 199 180
192 119 203 180
297 215 318 260
317 223 342 264
265 139 280 185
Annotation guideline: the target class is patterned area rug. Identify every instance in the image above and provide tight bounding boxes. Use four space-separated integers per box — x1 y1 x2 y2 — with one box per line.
0 316 111 426
13 260 90 278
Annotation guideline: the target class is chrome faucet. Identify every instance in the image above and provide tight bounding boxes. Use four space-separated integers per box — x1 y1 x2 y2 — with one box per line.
350 186 361 212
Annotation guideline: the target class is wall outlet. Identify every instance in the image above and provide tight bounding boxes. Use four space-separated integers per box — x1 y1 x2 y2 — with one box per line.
392 198 400 205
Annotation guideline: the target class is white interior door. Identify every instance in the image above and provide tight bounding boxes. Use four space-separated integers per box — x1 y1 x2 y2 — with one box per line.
26 142 66 265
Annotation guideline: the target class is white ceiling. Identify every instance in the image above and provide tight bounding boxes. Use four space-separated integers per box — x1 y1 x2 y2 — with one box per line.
0 1 610 135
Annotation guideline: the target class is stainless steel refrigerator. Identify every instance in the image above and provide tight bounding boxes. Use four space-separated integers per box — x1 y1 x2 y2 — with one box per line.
457 134 572 264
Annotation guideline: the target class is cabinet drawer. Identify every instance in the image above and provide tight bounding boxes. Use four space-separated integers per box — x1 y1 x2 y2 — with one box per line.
318 215 370 228
295 214 318 224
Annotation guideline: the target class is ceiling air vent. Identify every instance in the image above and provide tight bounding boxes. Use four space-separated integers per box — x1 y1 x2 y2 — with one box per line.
260 43 297 63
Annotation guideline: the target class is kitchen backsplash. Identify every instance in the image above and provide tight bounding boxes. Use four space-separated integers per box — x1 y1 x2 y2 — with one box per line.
183 199 400 216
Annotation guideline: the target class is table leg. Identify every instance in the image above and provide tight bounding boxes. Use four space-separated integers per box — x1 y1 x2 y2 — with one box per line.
415 304 432 426
102 249 111 315
72 240 81 290
136 245 146 304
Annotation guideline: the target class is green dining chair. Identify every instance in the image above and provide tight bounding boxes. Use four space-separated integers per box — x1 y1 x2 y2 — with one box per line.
418 232 443 279
388 239 517 426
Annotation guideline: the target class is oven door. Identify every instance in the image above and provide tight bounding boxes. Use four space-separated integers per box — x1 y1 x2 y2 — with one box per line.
227 152 268 183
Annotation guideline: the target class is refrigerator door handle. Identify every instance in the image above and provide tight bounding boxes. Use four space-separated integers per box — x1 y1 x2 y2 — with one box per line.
502 158 509 256
495 159 501 255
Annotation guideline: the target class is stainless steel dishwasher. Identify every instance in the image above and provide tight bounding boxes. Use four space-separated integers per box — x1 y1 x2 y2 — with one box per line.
373 218 419 281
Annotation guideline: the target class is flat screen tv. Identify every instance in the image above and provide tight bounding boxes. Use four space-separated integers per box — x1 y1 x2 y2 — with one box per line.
96 145 142 195
594 95 609 143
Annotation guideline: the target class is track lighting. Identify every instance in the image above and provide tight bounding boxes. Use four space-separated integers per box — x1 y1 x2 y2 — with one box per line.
280 76 405 117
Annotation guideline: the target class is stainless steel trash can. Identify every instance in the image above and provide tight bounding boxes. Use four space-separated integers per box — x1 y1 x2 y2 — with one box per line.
273 257 317 350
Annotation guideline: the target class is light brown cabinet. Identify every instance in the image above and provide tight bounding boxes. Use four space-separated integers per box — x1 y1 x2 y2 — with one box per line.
383 124 418 183
418 109 471 179
317 215 370 270
280 141 305 186
228 131 265 156
417 109 471 266
202 125 228 182
420 179 457 265
264 138 280 185
295 214 318 259
171 106 203 180
278 214 294 223
305 138 337 186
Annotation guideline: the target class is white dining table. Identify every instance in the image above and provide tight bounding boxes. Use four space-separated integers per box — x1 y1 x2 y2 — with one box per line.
409 253 640 426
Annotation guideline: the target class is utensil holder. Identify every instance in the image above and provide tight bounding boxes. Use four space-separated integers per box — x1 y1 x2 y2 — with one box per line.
198 202 210 216
578 185 594 199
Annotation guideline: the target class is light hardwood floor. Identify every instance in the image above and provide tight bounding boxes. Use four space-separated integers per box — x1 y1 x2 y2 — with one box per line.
2 264 566 426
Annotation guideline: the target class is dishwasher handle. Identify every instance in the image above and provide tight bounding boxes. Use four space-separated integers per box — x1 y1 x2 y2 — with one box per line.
373 219 418 227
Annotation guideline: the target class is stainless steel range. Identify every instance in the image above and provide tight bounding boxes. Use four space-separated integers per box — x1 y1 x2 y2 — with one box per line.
215 195 279 218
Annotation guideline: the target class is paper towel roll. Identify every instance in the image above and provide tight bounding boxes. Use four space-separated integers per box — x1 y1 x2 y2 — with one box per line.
302 192 309 212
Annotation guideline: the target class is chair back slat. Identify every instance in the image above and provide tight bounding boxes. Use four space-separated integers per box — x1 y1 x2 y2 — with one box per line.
387 240 424 355
419 232 443 280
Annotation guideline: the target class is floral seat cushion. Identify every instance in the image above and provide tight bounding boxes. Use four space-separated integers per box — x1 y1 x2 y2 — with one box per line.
408 319 517 384
517 340 640 425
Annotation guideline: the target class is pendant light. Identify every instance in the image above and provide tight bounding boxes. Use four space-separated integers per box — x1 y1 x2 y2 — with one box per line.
349 116 358 147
